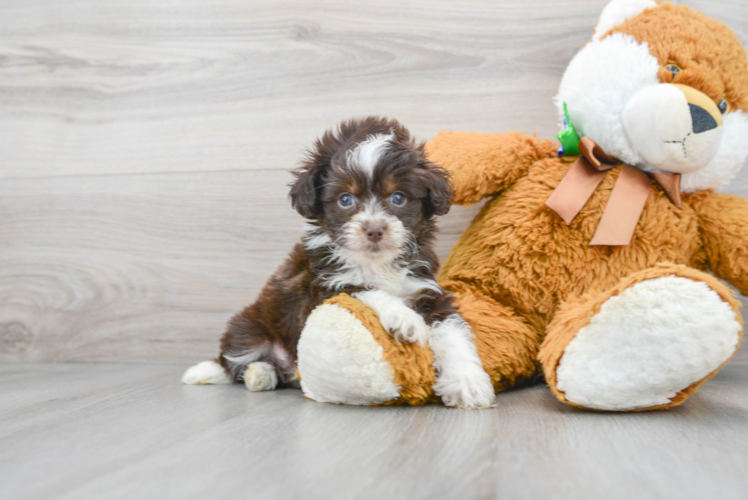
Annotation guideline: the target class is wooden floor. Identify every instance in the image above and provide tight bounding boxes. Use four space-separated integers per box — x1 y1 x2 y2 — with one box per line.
2 361 748 500
2 1 748 498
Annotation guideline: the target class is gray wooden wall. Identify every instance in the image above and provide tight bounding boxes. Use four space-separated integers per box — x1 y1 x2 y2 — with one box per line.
1 0 746 363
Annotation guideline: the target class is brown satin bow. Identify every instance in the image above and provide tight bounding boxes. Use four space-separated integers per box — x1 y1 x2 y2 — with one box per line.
545 137 682 246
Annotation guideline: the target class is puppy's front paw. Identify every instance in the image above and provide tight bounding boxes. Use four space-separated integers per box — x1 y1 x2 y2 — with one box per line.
436 365 496 410
381 308 429 345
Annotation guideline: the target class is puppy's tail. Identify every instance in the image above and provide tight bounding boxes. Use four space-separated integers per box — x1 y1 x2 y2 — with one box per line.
181 360 232 385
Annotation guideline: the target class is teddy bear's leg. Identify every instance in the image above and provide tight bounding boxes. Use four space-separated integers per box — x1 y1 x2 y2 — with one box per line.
297 294 437 406
448 288 543 392
539 264 743 411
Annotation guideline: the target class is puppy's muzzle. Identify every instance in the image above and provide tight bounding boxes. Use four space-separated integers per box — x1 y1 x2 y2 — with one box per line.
364 222 386 243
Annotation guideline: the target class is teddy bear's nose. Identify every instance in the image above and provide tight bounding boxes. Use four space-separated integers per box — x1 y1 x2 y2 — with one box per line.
622 83 724 174
690 104 719 134
674 83 723 132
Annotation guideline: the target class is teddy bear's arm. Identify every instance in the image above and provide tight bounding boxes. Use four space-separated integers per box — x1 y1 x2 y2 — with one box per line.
691 191 748 295
424 131 558 205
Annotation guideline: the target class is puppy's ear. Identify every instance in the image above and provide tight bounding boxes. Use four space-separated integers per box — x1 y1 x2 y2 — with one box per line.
420 159 453 217
289 162 322 219
289 137 332 219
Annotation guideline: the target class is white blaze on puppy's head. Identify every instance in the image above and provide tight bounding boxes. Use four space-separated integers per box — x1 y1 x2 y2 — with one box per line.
293 117 453 292
335 133 405 262
346 132 395 179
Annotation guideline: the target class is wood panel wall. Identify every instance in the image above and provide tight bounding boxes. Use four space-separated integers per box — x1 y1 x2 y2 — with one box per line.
1 0 746 362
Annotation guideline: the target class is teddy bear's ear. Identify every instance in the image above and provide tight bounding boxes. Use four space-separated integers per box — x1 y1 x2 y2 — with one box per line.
592 0 659 41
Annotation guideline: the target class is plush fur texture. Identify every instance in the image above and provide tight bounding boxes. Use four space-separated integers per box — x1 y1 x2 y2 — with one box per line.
681 110 748 192
557 4 748 188
556 32 661 169
553 273 741 410
427 128 746 410
299 294 494 407
183 116 458 389
299 294 440 405
592 0 657 41
184 117 495 409
298 301 402 405
540 264 742 411
295 1 748 411
616 2 748 191
621 83 723 173
299 294 495 408
431 2 747 410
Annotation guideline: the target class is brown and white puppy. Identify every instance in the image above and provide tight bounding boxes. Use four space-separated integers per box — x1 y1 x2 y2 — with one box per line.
182 117 495 409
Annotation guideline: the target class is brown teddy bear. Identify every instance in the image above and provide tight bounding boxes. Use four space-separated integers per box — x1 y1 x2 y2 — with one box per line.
297 0 748 411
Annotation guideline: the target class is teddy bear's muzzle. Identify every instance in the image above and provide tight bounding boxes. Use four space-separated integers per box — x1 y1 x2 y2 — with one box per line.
622 83 724 174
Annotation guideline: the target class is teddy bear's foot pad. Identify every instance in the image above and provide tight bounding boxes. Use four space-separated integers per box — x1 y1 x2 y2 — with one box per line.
298 302 401 405
556 276 741 411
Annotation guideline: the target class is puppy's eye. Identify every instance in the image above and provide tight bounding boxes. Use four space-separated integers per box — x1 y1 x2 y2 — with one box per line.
718 99 729 114
665 64 681 79
390 191 406 207
338 193 355 208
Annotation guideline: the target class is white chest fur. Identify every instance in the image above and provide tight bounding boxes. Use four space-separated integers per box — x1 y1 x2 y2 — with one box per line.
305 230 441 300
326 254 440 303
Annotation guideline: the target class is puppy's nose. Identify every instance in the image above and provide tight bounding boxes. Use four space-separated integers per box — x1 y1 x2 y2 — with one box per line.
689 103 718 134
364 223 386 243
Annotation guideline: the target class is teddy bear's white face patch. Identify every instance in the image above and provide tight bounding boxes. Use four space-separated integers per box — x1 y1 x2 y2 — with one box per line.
556 33 660 168
622 83 724 174
556 31 748 192
680 109 748 193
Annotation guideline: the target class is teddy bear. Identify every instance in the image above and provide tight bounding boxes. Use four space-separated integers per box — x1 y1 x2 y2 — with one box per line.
296 0 748 411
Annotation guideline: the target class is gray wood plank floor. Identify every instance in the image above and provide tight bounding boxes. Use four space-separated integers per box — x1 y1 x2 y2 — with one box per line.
2 1 748 495
2 362 748 500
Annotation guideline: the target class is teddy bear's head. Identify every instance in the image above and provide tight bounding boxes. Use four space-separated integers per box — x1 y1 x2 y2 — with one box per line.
556 0 748 192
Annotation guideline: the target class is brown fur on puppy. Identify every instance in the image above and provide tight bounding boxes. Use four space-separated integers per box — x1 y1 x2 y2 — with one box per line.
183 116 459 391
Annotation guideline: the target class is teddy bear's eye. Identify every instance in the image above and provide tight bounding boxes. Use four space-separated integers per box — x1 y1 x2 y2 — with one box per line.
718 100 729 114
664 64 681 80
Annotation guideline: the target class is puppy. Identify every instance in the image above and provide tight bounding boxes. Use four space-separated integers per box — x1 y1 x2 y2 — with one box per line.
182 117 495 409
